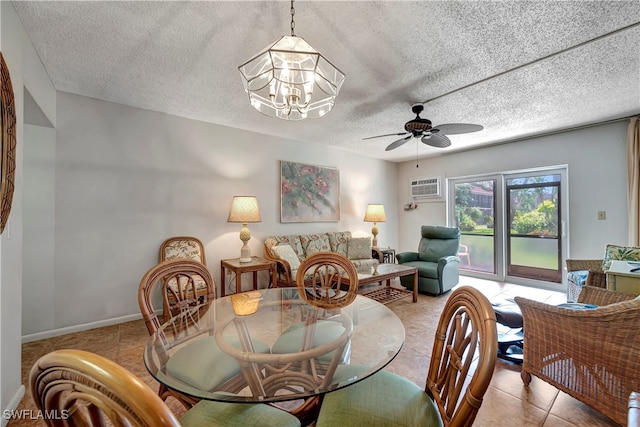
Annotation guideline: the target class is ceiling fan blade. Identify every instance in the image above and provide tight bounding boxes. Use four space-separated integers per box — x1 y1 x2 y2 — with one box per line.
363 132 409 141
385 135 413 151
431 123 483 135
421 133 451 148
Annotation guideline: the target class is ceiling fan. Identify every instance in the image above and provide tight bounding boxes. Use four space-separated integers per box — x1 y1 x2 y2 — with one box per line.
364 104 483 151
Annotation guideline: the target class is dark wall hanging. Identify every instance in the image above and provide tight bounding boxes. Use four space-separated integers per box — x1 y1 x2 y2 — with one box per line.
0 52 16 234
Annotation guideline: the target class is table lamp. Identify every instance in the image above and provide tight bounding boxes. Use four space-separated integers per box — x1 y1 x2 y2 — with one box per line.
364 204 386 248
228 196 262 263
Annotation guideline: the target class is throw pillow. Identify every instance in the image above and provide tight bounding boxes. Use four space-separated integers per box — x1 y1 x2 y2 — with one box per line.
347 237 372 260
271 245 301 271
601 244 640 270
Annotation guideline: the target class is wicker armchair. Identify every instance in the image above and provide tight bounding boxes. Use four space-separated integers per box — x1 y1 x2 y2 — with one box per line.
515 286 640 425
565 259 606 302
565 259 606 287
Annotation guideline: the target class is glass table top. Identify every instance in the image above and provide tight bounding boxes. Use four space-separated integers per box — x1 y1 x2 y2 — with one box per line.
144 288 405 403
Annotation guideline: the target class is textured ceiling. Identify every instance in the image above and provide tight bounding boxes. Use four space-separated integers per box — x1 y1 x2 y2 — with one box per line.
12 1 640 162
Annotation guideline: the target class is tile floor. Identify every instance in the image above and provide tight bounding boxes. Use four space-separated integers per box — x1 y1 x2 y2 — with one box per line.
13 277 621 426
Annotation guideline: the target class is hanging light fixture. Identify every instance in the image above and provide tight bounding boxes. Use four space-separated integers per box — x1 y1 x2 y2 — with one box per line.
238 0 345 120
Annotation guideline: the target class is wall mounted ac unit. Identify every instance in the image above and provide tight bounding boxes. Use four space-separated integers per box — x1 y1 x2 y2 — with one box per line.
410 177 441 198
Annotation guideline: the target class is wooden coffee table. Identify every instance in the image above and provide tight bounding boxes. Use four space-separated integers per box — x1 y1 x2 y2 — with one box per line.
351 263 418 303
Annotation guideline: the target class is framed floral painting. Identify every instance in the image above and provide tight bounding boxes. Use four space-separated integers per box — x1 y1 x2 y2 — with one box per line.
280 161 340 223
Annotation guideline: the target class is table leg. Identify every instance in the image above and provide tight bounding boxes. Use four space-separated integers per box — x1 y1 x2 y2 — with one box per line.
412 270 418 303
270 265 277 289
252 271 258 291
221 264 227 297
236 271 242 294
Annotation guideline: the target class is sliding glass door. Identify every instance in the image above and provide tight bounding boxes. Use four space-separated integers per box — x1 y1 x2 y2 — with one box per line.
453 179 498 274
506 175 561 282
449 167 566 285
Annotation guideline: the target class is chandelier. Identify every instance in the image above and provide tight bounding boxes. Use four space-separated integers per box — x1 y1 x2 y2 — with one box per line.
238 0 345 120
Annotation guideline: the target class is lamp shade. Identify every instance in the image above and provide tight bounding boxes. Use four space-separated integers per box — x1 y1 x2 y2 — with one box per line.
231 291 261 316
228 196 262 223
363 204 387 223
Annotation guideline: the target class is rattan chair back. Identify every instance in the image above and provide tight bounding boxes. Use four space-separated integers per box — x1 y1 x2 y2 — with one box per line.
30 349 180 427
159 237 209 320
426 286 498 427
138 258 216 408
159 236 207 264
296 252 359 309
138 258 215 336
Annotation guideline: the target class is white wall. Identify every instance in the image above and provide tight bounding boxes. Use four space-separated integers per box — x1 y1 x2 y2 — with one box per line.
20 91 398 339
23 125 55 336
396 121 629 263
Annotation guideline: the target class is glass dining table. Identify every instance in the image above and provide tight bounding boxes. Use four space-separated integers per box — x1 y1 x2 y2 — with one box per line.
144 287 405 420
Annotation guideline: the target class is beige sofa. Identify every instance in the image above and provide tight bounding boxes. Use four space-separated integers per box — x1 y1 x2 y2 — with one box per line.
264 231 381 287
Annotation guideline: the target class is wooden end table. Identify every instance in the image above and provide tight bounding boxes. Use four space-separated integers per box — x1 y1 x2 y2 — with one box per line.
220 256 277 297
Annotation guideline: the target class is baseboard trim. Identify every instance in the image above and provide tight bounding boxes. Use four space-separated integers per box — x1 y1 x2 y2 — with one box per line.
1 385 25 427
21 312 146 343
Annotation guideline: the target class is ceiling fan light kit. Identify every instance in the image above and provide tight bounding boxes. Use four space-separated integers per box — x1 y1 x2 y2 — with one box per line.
238 0 345 121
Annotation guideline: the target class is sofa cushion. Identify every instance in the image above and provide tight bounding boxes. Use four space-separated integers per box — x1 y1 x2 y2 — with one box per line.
328 231 351 256
351 258 379 268
347 237 372 260
267 235 305 261
602 244 640 270
300 234 331 257
271 245 301 271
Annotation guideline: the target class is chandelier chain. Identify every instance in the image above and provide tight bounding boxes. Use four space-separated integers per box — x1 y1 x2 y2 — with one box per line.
290 0 295 36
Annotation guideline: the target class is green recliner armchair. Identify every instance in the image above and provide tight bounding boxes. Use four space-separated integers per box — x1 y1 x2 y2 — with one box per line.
396 225 461 296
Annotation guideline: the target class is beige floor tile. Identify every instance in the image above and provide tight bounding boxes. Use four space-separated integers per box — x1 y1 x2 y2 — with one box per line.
384 345 429 386
490 360 559 412
474 385 548 426
117 319 149 351
543 413 580 427
549 391 620 426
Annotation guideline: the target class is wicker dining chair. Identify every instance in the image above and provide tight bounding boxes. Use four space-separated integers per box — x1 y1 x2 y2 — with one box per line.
268 252 360 424
295 252 360 309
316 286 498 427
138 258 268 409
30 349 300 427
159 236 209 322
515 286 640 425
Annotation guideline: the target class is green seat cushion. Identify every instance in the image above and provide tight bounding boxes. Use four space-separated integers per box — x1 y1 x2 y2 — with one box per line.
181 400 300 427
271 320 345 353
166 336 269 391
316 369 443 427
272 320 348 363
398 260 438 279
